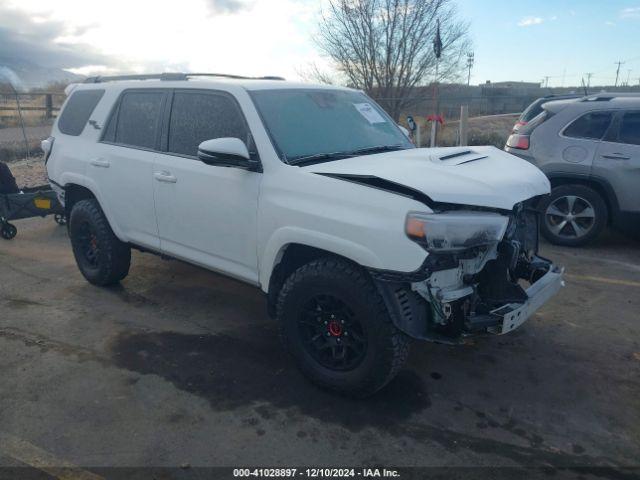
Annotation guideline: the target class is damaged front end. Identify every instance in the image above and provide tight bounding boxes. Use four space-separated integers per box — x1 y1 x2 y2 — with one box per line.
372 198 564 344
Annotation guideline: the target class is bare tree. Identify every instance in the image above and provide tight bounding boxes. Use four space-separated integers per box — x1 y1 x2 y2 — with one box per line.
315 0 470 120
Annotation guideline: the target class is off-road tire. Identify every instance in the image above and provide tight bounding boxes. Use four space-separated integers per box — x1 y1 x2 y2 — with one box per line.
277 256 410 397
540 184 607 247
69 199 131 286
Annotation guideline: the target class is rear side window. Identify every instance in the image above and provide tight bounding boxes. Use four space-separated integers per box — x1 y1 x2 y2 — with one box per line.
564 112 612 140
113 91 165 149
58 89 104 136
167 92 247 157
618 112 640 146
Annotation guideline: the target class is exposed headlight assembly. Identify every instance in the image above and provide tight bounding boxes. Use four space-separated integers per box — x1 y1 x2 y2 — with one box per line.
405 211 509 252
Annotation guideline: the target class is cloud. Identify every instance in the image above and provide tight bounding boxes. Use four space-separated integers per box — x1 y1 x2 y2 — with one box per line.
0 1 112 69
605 20 616 26
517 16 544 27
205 0 250 14
620 7 640 18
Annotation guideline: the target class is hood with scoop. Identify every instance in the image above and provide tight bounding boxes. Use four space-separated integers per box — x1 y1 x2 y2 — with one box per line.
304 146 550 211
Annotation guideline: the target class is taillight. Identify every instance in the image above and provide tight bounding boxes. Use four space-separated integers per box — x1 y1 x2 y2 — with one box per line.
506 134 530 150
41 136 55 163
512 120 527 133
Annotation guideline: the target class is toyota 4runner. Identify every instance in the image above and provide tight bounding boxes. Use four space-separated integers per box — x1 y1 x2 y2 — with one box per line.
45 73 564 396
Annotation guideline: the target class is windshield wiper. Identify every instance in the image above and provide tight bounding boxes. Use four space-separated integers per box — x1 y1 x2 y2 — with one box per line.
288 144 407 166
347 144 407 156
288 151 352 166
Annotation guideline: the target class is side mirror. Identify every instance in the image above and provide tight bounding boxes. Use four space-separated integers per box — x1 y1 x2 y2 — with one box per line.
197 138 257 170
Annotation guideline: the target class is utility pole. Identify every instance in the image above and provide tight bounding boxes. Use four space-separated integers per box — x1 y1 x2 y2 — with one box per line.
585 72 593 88
466 52 474 86
543 76 550 88
625 69 632 86
614 61 625 87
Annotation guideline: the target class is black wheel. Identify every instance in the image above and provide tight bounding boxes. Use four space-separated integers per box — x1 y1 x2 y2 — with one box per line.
68 199 131 286
540 185 607 247
277 257 409 397
54 214 67 225
1 222 17 240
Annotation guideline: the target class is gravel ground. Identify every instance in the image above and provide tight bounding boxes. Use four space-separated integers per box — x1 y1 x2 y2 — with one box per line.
1 216 639 477
5 157 48 189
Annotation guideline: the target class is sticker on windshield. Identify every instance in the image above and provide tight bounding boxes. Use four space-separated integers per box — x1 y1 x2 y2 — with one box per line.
353 103 386 124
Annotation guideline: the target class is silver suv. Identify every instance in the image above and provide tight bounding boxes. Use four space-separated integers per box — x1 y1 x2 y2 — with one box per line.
505 93 640 246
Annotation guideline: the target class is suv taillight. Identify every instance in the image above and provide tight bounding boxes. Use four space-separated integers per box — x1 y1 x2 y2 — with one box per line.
41 136 55 163
506 134 530 150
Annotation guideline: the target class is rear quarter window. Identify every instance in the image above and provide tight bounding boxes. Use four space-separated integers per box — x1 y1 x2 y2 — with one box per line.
563 111 613 140
57 89 105 136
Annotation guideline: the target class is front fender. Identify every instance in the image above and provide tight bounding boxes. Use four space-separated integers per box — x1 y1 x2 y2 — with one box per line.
259 226 383 292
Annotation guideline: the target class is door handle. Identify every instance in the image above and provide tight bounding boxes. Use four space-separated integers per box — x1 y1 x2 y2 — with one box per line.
90 158 110 168
602 154 630 160
154 171 177 183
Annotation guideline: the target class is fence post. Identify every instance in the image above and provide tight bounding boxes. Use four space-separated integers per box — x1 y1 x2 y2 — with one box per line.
459 105 469 146
45 94 53 119
430 121 437 147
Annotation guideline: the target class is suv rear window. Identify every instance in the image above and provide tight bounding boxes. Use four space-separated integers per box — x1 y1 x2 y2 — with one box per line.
58 89 104 136
111 91 165 149
167 91 247 157
563 112 613 140
619 112 640 146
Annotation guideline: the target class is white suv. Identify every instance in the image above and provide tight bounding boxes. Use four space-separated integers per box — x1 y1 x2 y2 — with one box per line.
45 73 564 396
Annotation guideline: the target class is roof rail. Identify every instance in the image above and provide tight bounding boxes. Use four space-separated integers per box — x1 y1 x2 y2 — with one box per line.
582 92 640 102
83 72 285 84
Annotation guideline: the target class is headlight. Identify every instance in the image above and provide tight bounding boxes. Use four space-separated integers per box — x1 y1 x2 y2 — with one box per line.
405 211 509 252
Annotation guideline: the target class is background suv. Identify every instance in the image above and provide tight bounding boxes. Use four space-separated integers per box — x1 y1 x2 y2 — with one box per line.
506 93 640 246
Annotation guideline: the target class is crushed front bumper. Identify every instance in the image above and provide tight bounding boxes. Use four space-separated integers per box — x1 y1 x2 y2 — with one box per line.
484 266 565 335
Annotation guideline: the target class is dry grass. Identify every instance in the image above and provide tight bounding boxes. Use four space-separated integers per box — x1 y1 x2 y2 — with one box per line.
409 114 517 149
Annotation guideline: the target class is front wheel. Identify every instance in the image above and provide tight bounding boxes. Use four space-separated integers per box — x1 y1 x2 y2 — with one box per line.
68 199 131 286
540 185 608 247
277 257 410 397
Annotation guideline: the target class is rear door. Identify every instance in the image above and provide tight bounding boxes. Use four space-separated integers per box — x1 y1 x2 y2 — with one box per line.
93 89 168 249
559 110 614 169
594 110 640 213
152 89 261 284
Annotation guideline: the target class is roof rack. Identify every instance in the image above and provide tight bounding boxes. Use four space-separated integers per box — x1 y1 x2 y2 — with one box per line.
83 72 286 84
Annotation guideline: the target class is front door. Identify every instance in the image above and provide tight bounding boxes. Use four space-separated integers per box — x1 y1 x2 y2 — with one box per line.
152 90 261 284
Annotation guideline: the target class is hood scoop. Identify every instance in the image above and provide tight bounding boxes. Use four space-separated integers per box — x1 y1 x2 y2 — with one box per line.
432 149 488 165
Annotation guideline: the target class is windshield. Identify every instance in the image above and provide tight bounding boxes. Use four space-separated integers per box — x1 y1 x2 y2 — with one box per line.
250 89 413 164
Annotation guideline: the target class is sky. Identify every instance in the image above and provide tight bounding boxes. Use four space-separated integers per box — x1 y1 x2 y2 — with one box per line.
0 0 639 87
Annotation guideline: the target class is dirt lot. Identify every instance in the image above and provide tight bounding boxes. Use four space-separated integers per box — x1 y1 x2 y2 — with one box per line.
1 213 639 477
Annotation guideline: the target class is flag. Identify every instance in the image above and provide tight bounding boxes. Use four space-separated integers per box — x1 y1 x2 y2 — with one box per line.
433 19 443 59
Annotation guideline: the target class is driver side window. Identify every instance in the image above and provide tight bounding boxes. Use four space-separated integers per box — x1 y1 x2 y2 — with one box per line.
167 91 249 157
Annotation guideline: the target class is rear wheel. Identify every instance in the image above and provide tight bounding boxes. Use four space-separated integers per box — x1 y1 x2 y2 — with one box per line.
69 199 131 286
277 257 409 397
540 185 607 247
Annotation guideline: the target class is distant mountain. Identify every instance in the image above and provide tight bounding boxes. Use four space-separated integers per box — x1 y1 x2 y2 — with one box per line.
0 57 83 90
